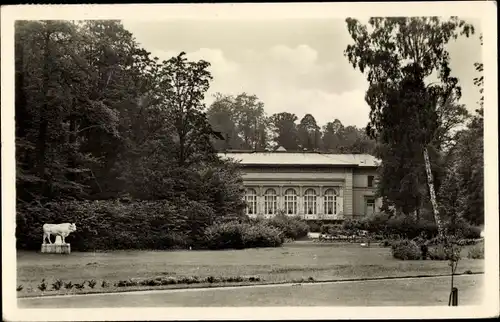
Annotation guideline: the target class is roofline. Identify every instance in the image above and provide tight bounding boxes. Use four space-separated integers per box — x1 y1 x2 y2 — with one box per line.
218 150 373 155
239 163 357 168
236 163 379 168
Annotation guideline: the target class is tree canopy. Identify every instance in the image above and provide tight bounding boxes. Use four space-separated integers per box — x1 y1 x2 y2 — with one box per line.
344 17 479 234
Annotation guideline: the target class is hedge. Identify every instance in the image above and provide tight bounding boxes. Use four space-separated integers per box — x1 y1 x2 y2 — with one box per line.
16 199 217 251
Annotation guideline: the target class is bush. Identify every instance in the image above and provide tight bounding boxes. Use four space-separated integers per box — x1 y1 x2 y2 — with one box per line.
467 243 484 259
428 244 448 260
241 223 283 248
363 212 438 240
380 239 393 247
320 224 342 235
204 221 283 250
306 221 322 233
446 218 481 239
457 238 480 246
204 221 245 250
391 240 422 260
15 199 219 251
342 219 365 234
267 214 309 240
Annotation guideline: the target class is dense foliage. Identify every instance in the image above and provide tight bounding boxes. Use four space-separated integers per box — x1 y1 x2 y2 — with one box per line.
14 20 251 250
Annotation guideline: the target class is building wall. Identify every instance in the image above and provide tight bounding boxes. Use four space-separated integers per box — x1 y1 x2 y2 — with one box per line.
353 168 377 187
352 188 382 218
352 168 381 219
241 165 379 221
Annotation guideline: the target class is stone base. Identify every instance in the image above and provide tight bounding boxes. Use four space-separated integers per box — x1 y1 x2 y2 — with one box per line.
41 243 71 254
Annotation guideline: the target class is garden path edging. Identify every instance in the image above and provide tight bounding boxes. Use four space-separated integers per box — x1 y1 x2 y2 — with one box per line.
18 271 484 300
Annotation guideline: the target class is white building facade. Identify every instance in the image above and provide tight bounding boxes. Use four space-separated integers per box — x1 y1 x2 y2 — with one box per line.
219 151 383 221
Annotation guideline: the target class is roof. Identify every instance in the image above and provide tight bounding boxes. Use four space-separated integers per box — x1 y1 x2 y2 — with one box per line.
218 152 380 168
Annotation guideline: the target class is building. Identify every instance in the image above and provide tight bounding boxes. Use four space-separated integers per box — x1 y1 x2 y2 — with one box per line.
218 150 382 222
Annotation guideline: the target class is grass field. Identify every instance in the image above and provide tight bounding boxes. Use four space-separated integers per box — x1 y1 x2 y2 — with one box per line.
17 242 484 297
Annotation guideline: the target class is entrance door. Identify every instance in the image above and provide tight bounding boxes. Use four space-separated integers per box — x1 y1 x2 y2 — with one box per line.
365 198 375 216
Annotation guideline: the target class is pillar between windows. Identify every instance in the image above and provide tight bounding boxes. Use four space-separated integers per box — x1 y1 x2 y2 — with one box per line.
279 185 283 211
319 185 324 215
298 185 304 216
258 185 263 215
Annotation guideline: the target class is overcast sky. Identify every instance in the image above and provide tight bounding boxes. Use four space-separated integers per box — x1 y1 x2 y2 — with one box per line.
122 18 483 128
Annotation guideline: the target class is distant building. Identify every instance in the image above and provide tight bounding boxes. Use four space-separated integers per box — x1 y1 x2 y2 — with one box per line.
218 147 382 222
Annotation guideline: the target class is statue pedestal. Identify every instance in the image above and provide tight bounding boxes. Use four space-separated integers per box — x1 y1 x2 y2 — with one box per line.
41 243 71 254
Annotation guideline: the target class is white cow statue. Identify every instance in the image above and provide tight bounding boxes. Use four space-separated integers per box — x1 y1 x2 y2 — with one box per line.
42 223 77 245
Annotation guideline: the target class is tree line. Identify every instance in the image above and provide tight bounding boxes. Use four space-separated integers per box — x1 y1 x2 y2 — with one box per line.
206 92 376 154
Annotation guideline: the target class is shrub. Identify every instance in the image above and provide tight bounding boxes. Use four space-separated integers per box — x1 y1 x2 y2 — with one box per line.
306 221 322 232
87 279 97 288
51 279 63 291
342 219 365 234
446 218 481 239
380 240 393 247
457 238 480 246
267 214 309 240
115 279 138 287
428 244 448 260
204 221 283 250
320 224 342 235
391 240 422 260
37 279 47 292
15 199 216 251
467 243 484 259
204 221 245 250
241 223 283 248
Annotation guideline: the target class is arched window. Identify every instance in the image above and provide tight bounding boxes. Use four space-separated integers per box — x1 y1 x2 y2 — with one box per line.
245 188 257 215
324 188 338 215
264 188 278 215
284 188 297 215
304 189 317 215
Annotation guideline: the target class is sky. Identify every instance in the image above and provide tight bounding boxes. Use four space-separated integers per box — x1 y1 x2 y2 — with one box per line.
122 18 483 128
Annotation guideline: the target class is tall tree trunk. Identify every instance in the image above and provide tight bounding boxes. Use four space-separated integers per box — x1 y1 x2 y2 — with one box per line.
36 29 51 196
423 146 444 238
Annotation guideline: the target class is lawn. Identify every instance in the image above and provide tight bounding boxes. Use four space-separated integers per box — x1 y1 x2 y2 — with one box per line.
17 242 484 297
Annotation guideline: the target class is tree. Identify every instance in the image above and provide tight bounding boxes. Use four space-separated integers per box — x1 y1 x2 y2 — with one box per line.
298 114 322 151
344 17 476 238
156 52 217 167
322 119 344 152
269 112 300 151
439 39 484 226
232 93 269 150
207 93 244 151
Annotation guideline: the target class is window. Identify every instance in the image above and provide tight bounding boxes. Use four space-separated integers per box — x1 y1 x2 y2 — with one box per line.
284 188 297 215
324 188 338 215
264 188 278 215
365 198 375 216
304 189 317 214
245 188 257 215
368 175 375 188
